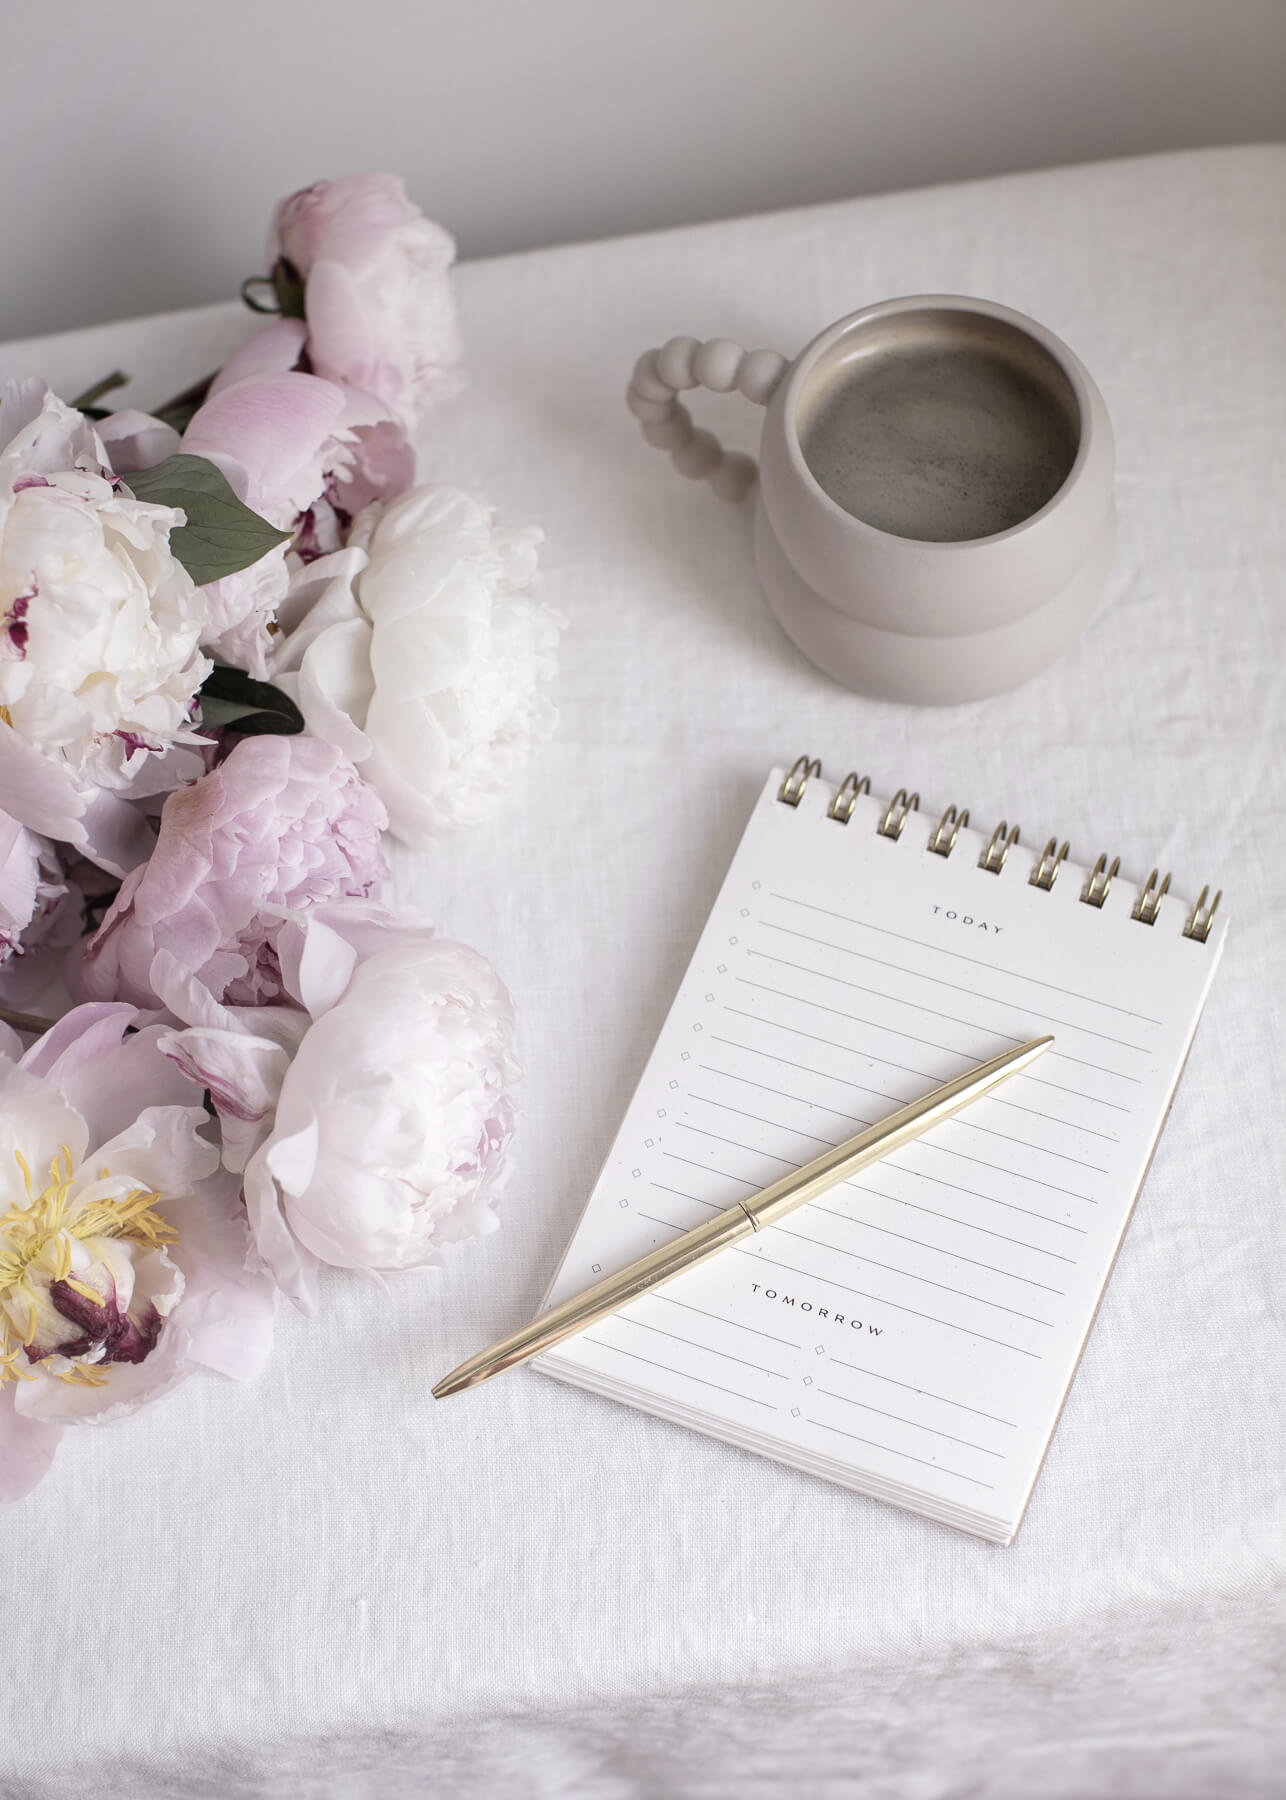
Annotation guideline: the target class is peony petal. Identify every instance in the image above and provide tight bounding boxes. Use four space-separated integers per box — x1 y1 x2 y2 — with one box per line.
278 914 358 1019
0 722 96 845
161 1169 276 1380
263 1117 319 1194
18 1000 137 1079
157 1023 292 1173
183 371 349 526
243 1145 320 1313
0 1388 63 1501
90 1103 219 1198
300 260 379 394
40 1022 203 1150
294 618 376 761
96 410 182 474
208 319 308 395
0 1059 90 1185
16 1318 188 1424
270 543 367 647
78 787 160 878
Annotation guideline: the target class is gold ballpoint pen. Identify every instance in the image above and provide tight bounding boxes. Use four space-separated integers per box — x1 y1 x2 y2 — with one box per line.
432 1034 1053 1399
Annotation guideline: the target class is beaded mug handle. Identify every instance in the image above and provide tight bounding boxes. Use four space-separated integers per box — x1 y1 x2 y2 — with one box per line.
626 336 788 503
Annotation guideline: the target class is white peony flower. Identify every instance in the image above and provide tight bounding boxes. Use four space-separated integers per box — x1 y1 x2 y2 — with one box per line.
0 1003 276 1499
0 382 210 874
271 485 559 842
0 809 60 963
154 905 519 1311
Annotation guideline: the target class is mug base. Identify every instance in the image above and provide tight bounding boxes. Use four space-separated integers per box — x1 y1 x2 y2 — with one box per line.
753 502 1115 706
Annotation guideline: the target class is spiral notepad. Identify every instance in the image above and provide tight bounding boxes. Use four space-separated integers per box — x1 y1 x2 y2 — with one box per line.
536 759 1227 1544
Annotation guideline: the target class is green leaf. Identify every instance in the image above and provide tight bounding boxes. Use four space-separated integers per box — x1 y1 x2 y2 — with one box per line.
125 453 290 585
199 665 304 737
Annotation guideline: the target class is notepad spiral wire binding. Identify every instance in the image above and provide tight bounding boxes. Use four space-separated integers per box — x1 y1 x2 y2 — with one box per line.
776 754 1222 943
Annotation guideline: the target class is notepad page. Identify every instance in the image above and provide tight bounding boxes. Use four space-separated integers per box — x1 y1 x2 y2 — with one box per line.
537 769 1227 1542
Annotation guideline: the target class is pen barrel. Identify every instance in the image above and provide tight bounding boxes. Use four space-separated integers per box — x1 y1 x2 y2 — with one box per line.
444 1204 758 1390
748 1037 1050 1230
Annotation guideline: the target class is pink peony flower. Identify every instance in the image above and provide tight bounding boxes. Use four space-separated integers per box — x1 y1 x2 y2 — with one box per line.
155 905 518 1310
271 173 464 428
181 364 352 674
208 320 416 516
0 1002 275 1501
180 329 416 673
74 734 387 1012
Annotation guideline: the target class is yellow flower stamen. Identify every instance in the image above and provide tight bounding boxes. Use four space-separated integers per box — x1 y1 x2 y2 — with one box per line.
0 1144 180 1386
53 1362 109 1387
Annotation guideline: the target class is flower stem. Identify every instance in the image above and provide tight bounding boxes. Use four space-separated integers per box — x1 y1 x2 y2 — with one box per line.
151 374 217 434
72 370 131 412
0 1005 57 1036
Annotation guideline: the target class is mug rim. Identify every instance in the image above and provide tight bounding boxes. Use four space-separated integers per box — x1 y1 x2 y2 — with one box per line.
777 293 1102 551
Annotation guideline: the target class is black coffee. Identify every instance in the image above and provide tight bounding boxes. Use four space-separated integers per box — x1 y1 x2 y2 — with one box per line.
799 344 1079 541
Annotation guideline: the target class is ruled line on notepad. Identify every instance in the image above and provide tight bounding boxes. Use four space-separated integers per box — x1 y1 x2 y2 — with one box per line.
987 1096 1120 1143
806 1417 997 1488
737 974 1013 1061
909 1136 1097 1203
817 1188 1073 1260
654 1133 1070 1297
833 1188 1079 1263
691 1044 1102 1195
767 891 1163 1026
743 953 1150 1055
662 1144 1089 1236
828 1356 1019 1427
683 1074 1110 1174
815 1389 1007 1457
674 1119 803 1167
707 1033 1132 1116
688 1090 839 1148
771 1224 1055 1326
582 1337 780 1409
724 1003 1138 1097
615 1315 789 1379
653 1172 1077 1274
651 1182 722 1211
735 1250 1044 1357
747 947 1027 1043
654 1291 802 1349
702 1058 1123 1144
888 1163 1089 1234
637 1211 688 1233
764 920 1151 1079
807 1203 1067 1294
1027 1073 1131 1114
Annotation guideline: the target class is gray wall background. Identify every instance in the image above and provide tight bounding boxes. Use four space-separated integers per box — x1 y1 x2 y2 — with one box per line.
4 0 1283 342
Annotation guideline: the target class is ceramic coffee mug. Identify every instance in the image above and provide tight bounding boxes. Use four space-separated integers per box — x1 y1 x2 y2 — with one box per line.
626 295 1114 704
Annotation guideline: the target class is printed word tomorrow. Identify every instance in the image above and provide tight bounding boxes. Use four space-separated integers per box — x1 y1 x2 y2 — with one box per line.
750 1284 882 1334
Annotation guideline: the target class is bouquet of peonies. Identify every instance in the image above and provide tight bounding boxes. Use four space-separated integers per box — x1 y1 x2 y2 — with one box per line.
0 174 559 1499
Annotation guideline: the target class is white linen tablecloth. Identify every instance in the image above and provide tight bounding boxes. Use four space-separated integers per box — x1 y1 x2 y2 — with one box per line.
1 146 1283 1799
